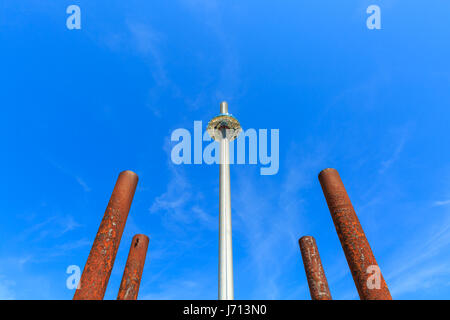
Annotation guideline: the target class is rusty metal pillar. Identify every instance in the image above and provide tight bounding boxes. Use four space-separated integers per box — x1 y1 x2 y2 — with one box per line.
318 168 392 300
117 234 149 300
298 236 332 300
73 170 139 300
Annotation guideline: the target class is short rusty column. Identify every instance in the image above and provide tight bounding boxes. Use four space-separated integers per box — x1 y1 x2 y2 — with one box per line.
318 168 392 300
73 170 139 300
298 236 332 300
117 234 149 300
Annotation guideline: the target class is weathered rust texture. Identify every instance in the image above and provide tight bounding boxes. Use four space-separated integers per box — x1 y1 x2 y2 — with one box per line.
117 234 149 300
73 170 139 300
318 168 392 300
298 236 332 300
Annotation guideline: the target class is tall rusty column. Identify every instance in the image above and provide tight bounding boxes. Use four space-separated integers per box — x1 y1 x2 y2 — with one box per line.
298 236 332 300
117 234 149 300
74 170 139 300
318 168 392 300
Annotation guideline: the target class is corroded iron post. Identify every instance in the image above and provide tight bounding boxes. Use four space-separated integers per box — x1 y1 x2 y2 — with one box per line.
117 234 149 300
298 236 332 300
318 168 392 300
73 170 139 300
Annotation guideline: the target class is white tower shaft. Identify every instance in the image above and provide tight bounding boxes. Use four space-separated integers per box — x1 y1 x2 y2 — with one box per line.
207 101 240 301
219 128 234 300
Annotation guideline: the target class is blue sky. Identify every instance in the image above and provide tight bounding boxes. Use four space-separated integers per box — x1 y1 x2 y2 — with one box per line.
1 1 449 300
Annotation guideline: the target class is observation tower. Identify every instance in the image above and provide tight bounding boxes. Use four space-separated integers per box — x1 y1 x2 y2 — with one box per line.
207 101 241 300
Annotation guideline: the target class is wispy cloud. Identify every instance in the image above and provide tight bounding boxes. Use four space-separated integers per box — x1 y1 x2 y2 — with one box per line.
149 164 217 231
386 212 450 298
0 277 15 300
149 165 192 223
150 140 216 232
15 215 82 243
390 264 450 297
127 22 169 87
140 273 214 300
47 158 91 192
74 176 91 192
233 143 326 299
140 141 219 299
50 238 91 257
433 200 450 207
100 2 241 116
379 126 410 174
0 256 56 299
5 214 85 274
180 0 242 105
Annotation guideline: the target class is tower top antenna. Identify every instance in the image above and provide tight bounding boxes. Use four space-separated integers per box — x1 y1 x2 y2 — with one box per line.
220 101 228 114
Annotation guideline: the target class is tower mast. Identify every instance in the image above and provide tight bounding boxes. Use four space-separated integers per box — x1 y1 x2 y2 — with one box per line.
207 101 241 300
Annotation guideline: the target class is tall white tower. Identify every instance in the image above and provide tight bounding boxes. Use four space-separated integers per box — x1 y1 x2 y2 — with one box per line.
207 101 241 300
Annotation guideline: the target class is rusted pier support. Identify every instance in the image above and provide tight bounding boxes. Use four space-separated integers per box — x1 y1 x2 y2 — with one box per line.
318 168 392 300
74 170 139 300
299 236 332 300
117 234 149 300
